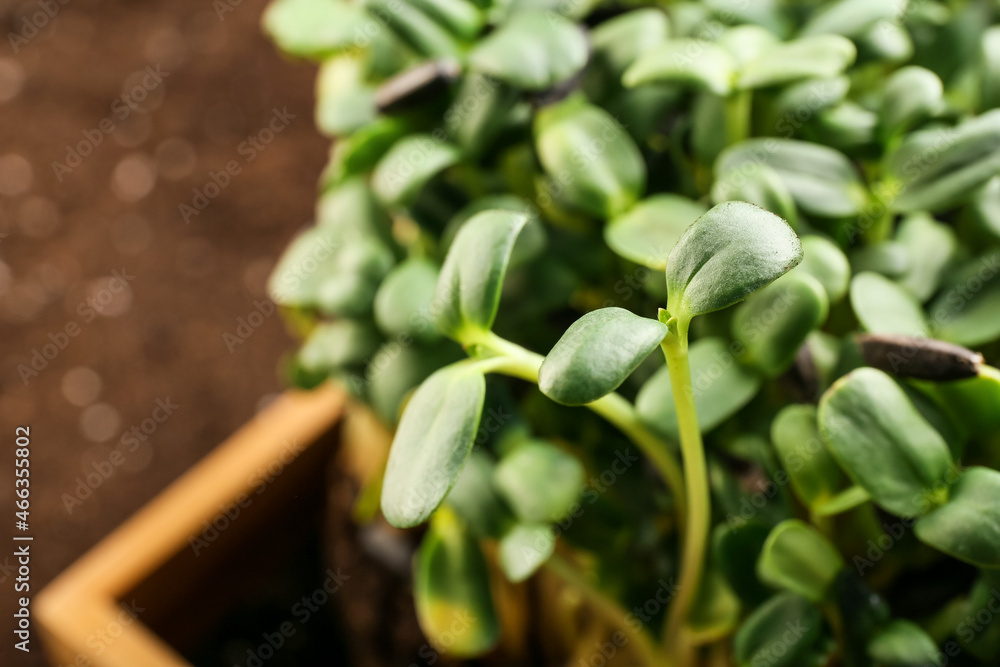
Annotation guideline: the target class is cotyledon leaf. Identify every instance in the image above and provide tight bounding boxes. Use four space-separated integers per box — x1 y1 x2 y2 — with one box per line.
818 367 954 518
493 441 585 523
372 134 460 207
757 520 844 602
539 307 667 406
665 201 803 322
737 35 856 90
604 195 707 270
468 11 588 90
915 467 1000 568
380 363 486 528
770 404 843 509
414 509 500 656
889 110 1000 212
434 210 528 341
623 39 737 96
850 272 929 337
714 139 867 218
534 97 647 219
732 272 830 378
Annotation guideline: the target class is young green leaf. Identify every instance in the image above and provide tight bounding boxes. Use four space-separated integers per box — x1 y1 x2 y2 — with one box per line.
799 0 901 38
323 118 410 186
315 56 376 136
815 101 877 151
894 213 957 302
733 593 823 667
732 272 830 378
878 66 944 143
919 367 1000 437
637 337 761 439
414 510 500 657
771 405 843 510
665 201 803 322
604 194 707 270
867 620 940 666
434 210 528 341
374 257 442 342
982 27 1000 111
367 0 461 58
623 39 737 95
773 76 850 121
316 178 394 244
716 25 780 68
263 0 368 59
797 236 851 302
493 441 584 523
688 568 742 645
408 0 483 41
737 35 856 89
589 8 670 78
714 139 867 217
534 98 646 218
539 307 667 405
710 163 800 230
928 254 1000 347
850 272 929 337
890 110 1000 212
445 451 511 539
298 320 381 373
368 341 463 425
447 73 520 157
267 227 393 316
849 242 909 278
915 467 1000 568
713 522 773 605
818 368 954 517
468 11 588 90
380 363 486 528
757 520 844 602
372 134 461 208
498 523 555 583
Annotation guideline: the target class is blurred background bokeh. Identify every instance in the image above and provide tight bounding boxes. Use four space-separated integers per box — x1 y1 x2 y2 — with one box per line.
0 1 330 663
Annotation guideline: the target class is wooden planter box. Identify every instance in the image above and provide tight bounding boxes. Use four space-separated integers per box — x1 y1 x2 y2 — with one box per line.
36 383 352 667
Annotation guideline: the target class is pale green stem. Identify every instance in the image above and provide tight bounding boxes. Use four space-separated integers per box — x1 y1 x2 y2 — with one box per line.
546 554 669 667
468 331 687 525
660 317 710 666
724 89 752 147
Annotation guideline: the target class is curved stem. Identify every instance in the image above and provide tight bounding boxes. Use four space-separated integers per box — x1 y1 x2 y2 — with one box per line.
546 554 669 667
468 331 687 522
660 318 710 666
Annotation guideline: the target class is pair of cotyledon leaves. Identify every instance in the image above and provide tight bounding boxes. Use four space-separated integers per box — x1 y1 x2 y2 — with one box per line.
818 366 1000 568
381 201 803 529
